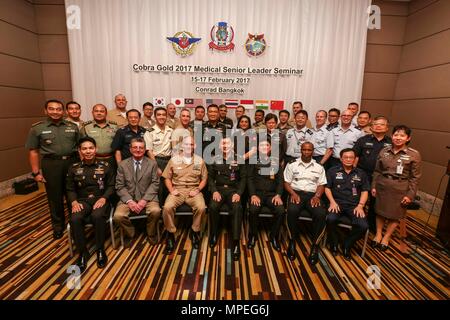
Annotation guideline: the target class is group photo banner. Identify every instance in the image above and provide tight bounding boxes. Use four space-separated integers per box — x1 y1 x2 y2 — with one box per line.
66 0 371 119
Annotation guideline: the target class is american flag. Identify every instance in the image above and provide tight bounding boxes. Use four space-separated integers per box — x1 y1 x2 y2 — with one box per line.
205 98 224 106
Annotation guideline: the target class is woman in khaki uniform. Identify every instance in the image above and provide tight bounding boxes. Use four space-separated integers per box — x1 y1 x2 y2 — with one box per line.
371 125 421 251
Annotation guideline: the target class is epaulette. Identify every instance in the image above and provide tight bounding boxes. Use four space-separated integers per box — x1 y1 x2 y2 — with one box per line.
326 126 333 131
306 129 313 135
108 120 117 125
72 162 82 168
288 158 297 164
354 126 362 131
145 127 154 133
407 147 419 153
31 121 43 127
97 160 109 166
83 120 93 126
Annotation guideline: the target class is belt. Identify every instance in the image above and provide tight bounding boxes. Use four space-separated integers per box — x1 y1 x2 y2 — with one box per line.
383 174 407 181
156 155 171 160
43 154 73 160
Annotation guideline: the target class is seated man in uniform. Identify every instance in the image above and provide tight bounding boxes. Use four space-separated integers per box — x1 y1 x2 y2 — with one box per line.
114 138 161 247
284 142 327 265
247 139 284 251
162 136 208 254
207 137 247 261
325 148 369 261
66 137 115 272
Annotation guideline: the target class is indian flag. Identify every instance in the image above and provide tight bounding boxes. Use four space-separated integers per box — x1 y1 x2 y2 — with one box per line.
255 100 269 109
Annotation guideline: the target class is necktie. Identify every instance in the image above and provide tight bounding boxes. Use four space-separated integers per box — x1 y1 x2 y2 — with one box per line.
134 161 142 200
135 161 141 181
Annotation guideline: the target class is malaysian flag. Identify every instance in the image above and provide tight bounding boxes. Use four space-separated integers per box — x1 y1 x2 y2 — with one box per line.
185 98 204 108
205 98 224 106
224 99 239 108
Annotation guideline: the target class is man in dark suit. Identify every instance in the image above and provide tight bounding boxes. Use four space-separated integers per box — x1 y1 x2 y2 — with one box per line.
114 138 161 246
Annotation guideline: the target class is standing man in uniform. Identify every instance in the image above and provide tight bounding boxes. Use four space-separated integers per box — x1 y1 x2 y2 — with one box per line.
247 139 284 251
162 136 208 254
207 137 247 260
347 102 359 126
285 110 314 163
253 110 267 132
139 102 155 130
114 138 161 246
144 107 173 201
284 142 327 265
107 93 128 128
66 137 115 272
111 109 147 163
277 110 293 135
326 108 340 131
325 148 369 260
329 109 364 169
202 104 228 159
288 101 312 128
65 101 83 128
80 104 119 168
234 105 246 126
26 99 79 239
166 103 179 129
190 105 206 126
219 105 234 127
353 116 391 232
311 110 334 167
172 108 193 154
356 111 372 135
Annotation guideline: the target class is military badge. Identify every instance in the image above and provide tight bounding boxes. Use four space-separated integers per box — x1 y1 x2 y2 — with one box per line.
209 22 235 51
167 31 201 57
245 33 266 57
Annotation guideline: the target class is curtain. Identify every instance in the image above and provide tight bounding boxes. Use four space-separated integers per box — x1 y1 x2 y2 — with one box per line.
66 0 371 120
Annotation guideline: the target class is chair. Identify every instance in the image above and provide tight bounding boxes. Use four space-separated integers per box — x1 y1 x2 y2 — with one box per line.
118 211 162 248
173 203 208 236
323 215 369 258
67 206 116 257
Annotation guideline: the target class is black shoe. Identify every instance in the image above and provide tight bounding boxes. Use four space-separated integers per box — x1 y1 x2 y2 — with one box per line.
123 234 133 248
379 244 389 252
247 234 256 249
269 235 281 252
209 234 218 248
330 243 339 256
232 241 241 261
309 245 319 265
96 249 107 268
164 233 175 255
76 251 90 273
191 231 201 249
53 230 63 240
343 247 352 261
371 240 380 249
287 240 296 261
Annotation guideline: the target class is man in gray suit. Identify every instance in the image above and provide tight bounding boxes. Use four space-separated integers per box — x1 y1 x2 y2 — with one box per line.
114 138 161 246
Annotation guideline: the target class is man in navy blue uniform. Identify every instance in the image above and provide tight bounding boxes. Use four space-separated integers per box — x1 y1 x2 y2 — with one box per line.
325 148 369 261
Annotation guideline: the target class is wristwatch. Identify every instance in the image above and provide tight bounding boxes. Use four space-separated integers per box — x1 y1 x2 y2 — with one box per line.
31 171 40 177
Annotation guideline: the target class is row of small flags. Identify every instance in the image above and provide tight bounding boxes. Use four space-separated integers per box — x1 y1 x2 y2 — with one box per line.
153 97 285 110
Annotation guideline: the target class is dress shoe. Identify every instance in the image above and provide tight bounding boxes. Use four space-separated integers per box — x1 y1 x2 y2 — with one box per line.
209 234 218 248
379 244 389 252
287 240 296 261
309 245 319 265
330 243 339 256
53 230 63 240
191 231 201 249
164 233 175 255
232 241 241 261
269 234 281 252
123 235 133 248
247 234 256 249
342 247 352 261
370 240 380 249
96 249 108 268
76 251 90 273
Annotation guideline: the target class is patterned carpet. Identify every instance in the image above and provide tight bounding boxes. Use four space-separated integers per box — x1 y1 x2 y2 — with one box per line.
0 191 449 300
